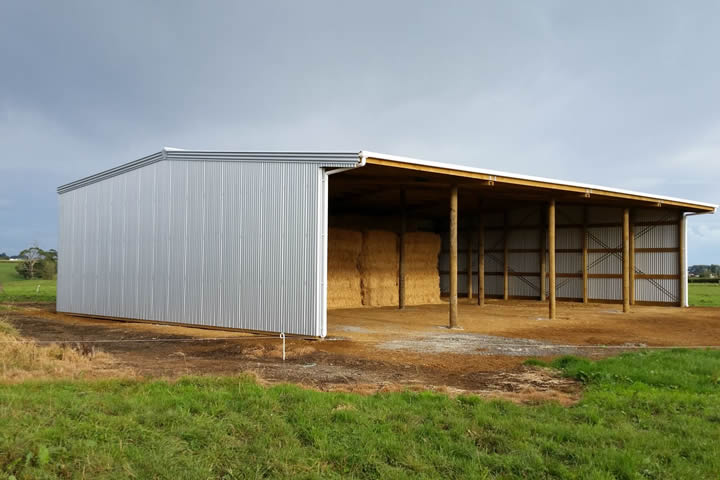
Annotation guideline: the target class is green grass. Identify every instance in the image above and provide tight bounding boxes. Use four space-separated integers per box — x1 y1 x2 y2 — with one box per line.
1 350 719 479
689 282 720 307
0 261 56 303
0 261 22 284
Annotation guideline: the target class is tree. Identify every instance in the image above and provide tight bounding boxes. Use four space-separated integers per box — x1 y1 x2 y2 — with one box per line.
14 244 57 280
45 249 58 264
0 252 8 260
689 264 720 278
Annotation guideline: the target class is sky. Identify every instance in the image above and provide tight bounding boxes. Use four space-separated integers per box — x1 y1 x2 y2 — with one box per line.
0 1 718 263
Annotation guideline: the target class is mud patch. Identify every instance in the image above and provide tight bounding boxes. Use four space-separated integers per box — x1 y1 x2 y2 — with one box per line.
378 333 585 356
336 325 375 334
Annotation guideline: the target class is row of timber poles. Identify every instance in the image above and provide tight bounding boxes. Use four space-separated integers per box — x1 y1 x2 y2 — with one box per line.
414 186 635 329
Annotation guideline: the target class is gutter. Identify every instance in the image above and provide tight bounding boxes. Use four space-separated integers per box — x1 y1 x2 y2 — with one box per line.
326 151 367 176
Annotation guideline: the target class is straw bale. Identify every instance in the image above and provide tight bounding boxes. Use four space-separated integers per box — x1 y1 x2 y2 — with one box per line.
327 228 363 309
402 232 442 305
359 230 399 306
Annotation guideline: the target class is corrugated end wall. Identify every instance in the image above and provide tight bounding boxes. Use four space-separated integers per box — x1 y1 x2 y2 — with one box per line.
57 156 347 337
440 206 681 305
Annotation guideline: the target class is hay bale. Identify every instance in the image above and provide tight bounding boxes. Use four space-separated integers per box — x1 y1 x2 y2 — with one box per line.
403 232 442 305
359 230 399 306
327 228 363 309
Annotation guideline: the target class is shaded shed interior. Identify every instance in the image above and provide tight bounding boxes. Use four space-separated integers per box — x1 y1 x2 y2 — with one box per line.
327 162 692 309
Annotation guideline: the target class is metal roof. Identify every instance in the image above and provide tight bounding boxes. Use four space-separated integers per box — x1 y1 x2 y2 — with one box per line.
360 151 717 212
57 147 716 212
57 149 360 193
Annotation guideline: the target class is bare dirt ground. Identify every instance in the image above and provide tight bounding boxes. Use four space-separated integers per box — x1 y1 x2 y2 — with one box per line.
3 300 719 403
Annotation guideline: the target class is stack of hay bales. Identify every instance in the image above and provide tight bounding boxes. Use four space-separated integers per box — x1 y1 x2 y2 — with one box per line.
358 230 399 306
326 227 442 308
402 232 443 305
327 228 363 309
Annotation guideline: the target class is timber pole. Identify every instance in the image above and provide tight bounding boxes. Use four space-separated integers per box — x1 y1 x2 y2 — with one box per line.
466 229 473 300
503 210 509 301
548 200 557 320
622 208 630 313
582 206 588 303
477 205 485 307
449 185 459 328
679 213 688 307
629 209 635 306
399 189 406 309
540 207 546 301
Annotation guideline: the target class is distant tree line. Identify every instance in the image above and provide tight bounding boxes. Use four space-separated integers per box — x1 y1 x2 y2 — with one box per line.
689 265 720 277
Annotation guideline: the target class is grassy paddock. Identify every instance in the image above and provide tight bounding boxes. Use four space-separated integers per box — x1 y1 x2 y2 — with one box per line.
689 282 720 307
0 349 719 479
0 261 55 303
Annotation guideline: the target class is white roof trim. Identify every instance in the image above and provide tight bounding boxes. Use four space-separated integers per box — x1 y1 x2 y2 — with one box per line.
360 150 717 211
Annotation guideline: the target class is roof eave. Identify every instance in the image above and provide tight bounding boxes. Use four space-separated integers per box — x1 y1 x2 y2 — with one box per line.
360 151 717 213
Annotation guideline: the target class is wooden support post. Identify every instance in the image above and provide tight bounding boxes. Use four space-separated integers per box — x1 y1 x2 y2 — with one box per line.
449 185 459 328
477 207 485 307
548 200 557 320
629 210 635 305
622 207 630 313
503 211 509 301
679 213 687 307
466 229 473 300
582 206 588 303
540 208 546 301
398 189 406 309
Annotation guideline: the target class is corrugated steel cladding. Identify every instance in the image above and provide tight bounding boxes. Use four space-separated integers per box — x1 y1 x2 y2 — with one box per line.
440 206 681 304
57 152 359 337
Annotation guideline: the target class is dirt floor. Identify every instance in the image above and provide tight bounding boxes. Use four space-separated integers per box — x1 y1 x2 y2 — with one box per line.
3 300 719 404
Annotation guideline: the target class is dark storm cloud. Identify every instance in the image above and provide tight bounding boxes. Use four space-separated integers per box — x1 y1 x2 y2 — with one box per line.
0 1 718 261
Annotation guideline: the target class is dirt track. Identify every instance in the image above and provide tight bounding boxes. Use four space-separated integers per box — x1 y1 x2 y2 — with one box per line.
3 300 720 403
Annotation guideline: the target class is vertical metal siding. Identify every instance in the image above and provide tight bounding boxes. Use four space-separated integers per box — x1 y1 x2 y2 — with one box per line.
557 205 583 225
508 252 540 272
633 210 680 304
633 208 681 223
557 278 582 298
438 205 680 304
635 224 678 248
555 227 581 249
635 279 679 303
57 159 326 336
510 276 541 297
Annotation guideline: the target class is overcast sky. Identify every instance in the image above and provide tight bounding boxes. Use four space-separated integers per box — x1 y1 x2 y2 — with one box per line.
1 1 718 263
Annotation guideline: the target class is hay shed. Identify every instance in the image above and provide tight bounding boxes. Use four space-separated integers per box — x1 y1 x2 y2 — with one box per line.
57 149 717 337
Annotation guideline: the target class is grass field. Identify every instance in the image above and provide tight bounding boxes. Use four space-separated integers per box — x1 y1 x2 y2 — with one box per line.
0 261 22 284
689 283 720 307
0 261 56 303
0 349 718 479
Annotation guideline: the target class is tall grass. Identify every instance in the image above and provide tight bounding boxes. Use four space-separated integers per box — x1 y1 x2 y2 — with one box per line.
0 316 129 382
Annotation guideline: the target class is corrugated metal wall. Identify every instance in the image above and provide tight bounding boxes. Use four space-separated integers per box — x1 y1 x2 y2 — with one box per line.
439 205 681 304
58 157 343 336
554 205 583 300
633 208 681 304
